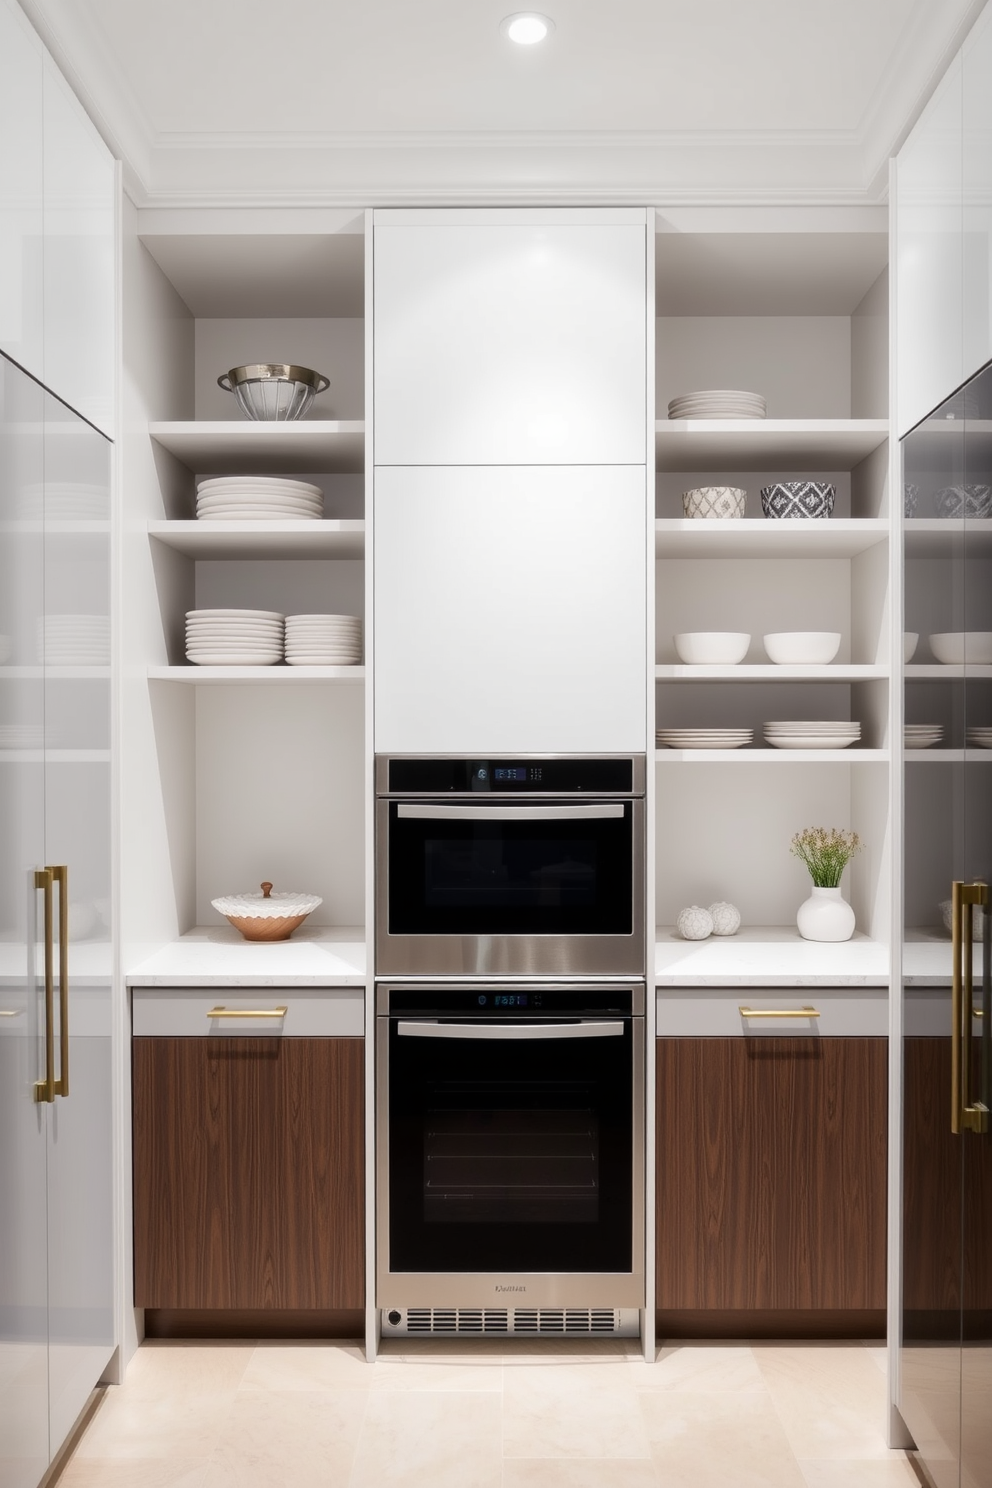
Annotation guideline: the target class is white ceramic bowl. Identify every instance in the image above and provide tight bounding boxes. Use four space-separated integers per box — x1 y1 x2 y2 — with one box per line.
904 632 919 663
929 631 992 665
762 631 841 665
674 632 750 665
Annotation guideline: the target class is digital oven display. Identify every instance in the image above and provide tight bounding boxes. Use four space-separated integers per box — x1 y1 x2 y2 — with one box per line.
492 767 528 782
480 993 529 1007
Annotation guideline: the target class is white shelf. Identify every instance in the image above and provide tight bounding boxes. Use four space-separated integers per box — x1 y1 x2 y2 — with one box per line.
655 748 888 762
655 925 888 986
655 418 889 472
655 517 888 558
903 748 992 762
0 666 110 680
654 663 887 681
148 665 365 683
125 924 367 987
906 664 992 679
0 520 109 537
904 518 992 557
148 420 365 475
0 750 110 764
148 518 365 559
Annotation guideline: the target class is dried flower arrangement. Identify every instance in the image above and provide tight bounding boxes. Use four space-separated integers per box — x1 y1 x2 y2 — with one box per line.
790 827 861 887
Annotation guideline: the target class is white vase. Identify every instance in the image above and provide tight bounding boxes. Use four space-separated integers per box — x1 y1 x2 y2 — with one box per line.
796 885 855 942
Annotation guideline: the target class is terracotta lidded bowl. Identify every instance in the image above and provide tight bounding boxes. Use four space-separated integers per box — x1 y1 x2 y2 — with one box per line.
212 881 322 942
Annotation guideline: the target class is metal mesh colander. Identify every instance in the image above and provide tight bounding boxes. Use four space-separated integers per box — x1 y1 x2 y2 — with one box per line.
217 363 330 421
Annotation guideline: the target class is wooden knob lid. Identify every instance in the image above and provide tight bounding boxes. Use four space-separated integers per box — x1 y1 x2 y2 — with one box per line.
261 881 273 898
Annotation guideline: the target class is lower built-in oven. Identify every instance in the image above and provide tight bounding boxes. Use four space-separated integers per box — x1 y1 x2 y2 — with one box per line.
376 982 645 1336
375 755 646 978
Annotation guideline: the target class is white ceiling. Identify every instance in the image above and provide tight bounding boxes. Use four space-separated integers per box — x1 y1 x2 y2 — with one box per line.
20 0 987 207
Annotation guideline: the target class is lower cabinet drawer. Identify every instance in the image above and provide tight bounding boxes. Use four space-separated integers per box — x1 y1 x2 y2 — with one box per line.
132 985 364 1037
656 986 888 1037
132 1035 364 1310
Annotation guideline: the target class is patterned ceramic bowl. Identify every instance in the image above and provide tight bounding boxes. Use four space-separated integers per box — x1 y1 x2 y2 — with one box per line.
904 484 920 516
212 881 322 941
760 482 836 519
682 486 747 519
935 484 992 519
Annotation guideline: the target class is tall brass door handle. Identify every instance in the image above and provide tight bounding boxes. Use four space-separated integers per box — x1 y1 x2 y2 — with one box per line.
951 879 989 1135
33 868 55 1104
52 865 68 1098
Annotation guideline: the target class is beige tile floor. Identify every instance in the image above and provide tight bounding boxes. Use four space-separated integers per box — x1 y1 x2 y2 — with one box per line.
57 1337 920 1488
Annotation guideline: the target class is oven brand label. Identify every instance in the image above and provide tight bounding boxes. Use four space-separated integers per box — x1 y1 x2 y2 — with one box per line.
495 1285 526 1293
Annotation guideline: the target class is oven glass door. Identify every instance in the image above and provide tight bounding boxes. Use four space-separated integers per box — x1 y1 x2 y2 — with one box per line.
387 1016 633 1274
386 800 634 938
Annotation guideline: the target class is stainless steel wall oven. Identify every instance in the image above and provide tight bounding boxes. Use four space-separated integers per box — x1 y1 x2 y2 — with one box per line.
375 755 646 978
376 982 645 1326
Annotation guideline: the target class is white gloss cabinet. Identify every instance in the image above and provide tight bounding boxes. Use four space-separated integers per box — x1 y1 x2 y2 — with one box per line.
0 0 44 384
374 464 647 753
42 56 116 438
963 3 992 387
894 53 963 436
372 209 648 466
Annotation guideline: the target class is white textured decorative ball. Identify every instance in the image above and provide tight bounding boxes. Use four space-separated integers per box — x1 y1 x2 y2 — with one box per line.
708 901 741 936
676 906 713 940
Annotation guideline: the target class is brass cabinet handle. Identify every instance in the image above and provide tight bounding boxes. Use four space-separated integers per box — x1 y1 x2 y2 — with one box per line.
0 1010 23 1017
207 1006 288 1019
950 880 989 1135
53 865 68 1098
739 1006 820 1018
33 868 55 1103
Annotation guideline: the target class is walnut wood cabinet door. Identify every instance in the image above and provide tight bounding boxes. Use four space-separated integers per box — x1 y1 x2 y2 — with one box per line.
133 1037 364 1310
656 1037 887 1320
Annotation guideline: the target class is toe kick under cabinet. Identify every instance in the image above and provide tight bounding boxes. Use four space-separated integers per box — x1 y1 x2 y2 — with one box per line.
655 987 888 1337
131 988 365 1330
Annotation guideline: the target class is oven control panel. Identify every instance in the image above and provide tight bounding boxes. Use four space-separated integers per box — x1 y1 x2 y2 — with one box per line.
379 756 644 796
378 985 645 1017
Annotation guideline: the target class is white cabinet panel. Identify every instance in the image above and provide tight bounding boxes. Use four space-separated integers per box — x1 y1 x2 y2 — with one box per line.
42 57 115 436
895 54 963 436
374 465 648 753
373 216 647 465
963 5 992 386
0 0 43 381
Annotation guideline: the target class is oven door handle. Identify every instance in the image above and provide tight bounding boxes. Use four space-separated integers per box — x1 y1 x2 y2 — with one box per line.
397 1020 625 1040
395 803 625 821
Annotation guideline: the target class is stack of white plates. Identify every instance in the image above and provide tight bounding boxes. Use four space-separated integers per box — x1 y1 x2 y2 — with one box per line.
656 728 753 750
764 721 861 750
16 483 109 519
186 609 284 666
668 390 766 420
905 724 944 749
0 724 46 748
38 614 110 665
966 726 992 749
284 614 362 665
195 477 323 521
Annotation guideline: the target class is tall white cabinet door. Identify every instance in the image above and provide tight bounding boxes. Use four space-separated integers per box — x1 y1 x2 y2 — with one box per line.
374 466 647 754
0 0 44 382
373 209 647 466
42 391 114 1452
963 5 992 387
42 58 115 438
895 54 963 436
0 355 50 1488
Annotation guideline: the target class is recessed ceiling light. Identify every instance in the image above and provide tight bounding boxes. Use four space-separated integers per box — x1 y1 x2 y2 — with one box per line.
500 12 555 44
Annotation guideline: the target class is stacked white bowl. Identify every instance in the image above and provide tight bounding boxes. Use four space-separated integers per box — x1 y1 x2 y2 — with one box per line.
284 614 362 665
764 720 861 749
195 477 323 520
186 609 284 665
905 724 943 749
38 614 110 665
929 632 992 664
763 632 841 664
668 389 766 419
673 632 750 664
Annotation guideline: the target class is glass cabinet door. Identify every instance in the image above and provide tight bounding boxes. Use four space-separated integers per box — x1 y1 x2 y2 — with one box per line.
901 364 992 1488
0 353 51 1488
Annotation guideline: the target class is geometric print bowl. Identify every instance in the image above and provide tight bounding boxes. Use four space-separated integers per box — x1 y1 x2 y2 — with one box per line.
682 486 747 519
935 484 992 519
760 482 836 519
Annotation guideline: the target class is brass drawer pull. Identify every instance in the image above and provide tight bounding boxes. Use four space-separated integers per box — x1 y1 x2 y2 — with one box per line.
739 1006 821 1018
207 1005 288 1019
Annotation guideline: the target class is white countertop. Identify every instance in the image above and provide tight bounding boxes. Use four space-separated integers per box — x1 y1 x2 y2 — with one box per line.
902 929 985 987
0 938 112 986
125 925 367 987
655 926 889 986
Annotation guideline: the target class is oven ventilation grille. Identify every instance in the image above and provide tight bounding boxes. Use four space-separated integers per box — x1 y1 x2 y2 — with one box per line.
403 1308 620 1335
